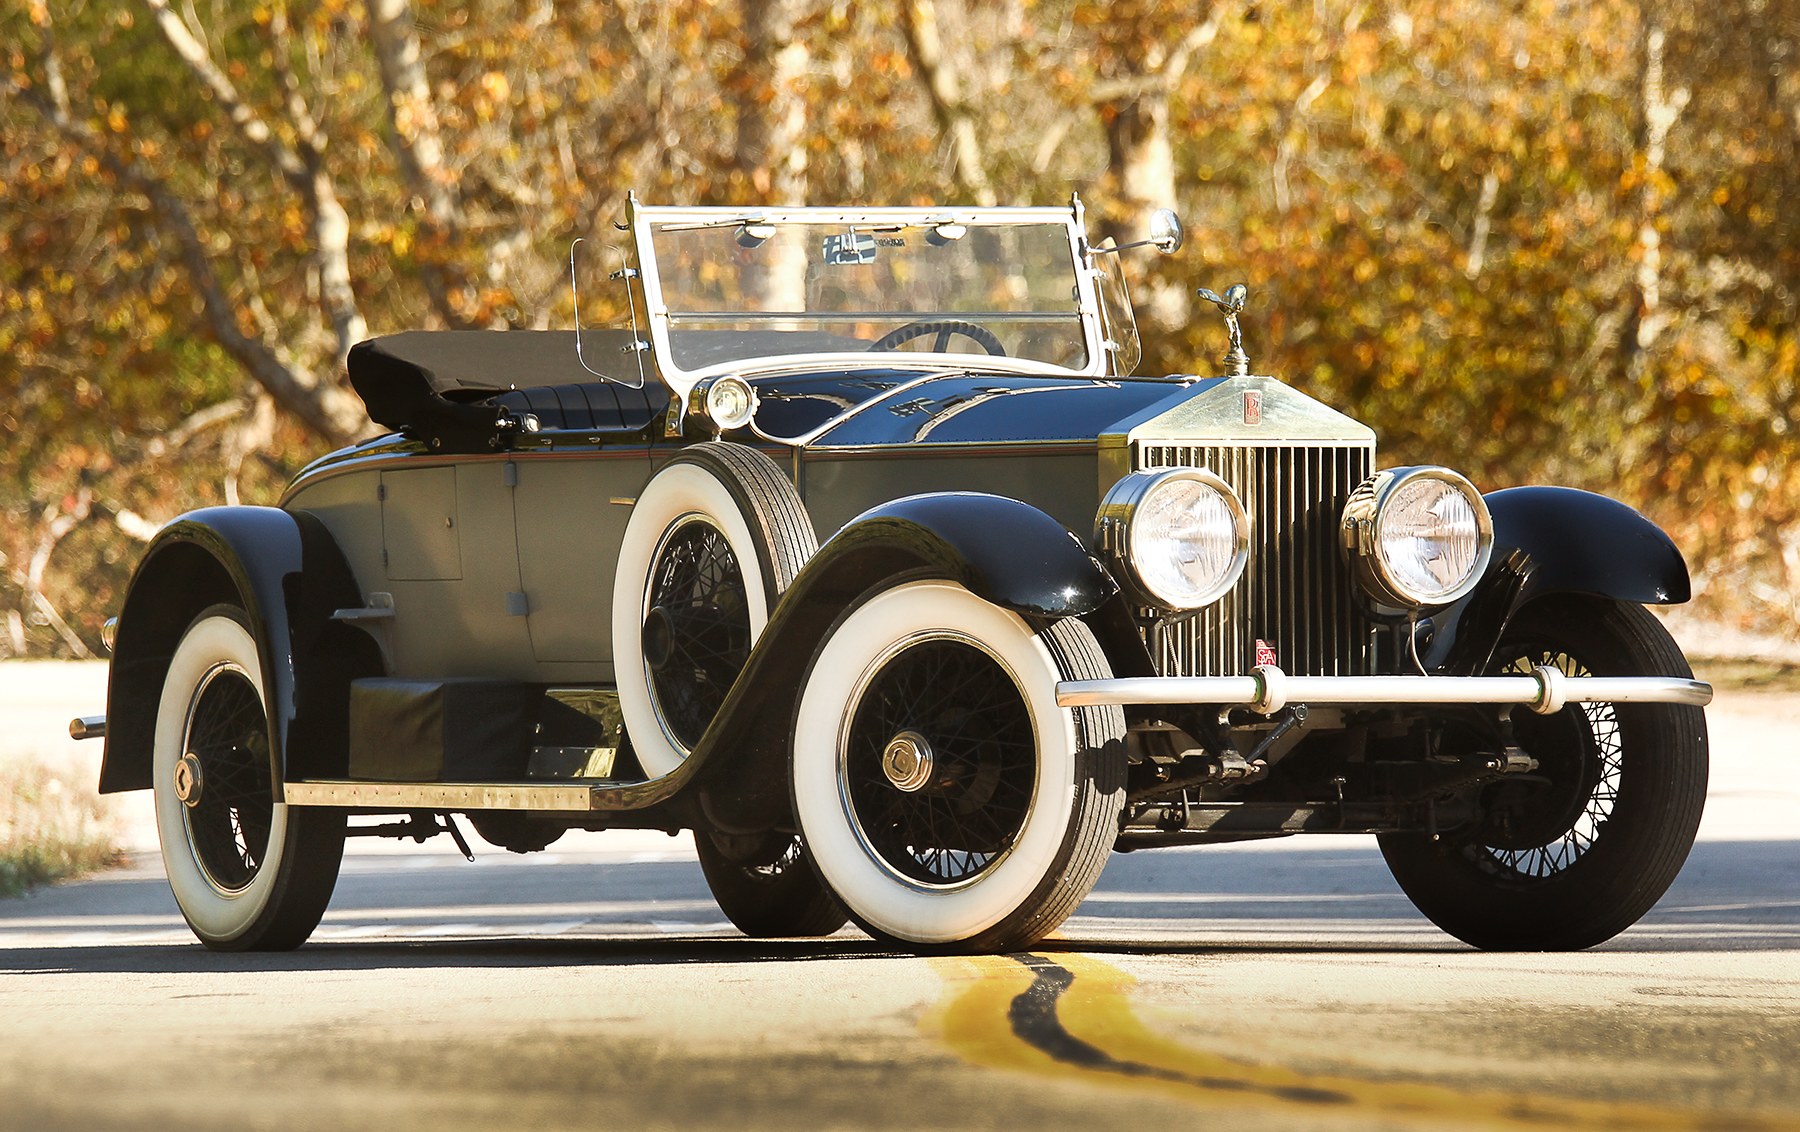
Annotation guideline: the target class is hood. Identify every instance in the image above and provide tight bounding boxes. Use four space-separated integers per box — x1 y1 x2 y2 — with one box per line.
753 370 1200 449
752 370 1374 455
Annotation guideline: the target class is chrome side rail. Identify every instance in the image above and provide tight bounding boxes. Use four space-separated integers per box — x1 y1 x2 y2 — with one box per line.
1056 665 1713 716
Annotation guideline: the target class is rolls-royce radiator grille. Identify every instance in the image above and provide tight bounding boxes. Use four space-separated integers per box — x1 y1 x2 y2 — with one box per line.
1137 442 1375 677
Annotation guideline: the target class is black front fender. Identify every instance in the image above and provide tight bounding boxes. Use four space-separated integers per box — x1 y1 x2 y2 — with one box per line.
800 492 1118 619
1489 486 1689 606
685 492 1118 832
1428 486 1690 673
100 506 371 795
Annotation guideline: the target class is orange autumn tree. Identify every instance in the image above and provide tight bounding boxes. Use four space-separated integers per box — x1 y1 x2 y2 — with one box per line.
1 0 1795 652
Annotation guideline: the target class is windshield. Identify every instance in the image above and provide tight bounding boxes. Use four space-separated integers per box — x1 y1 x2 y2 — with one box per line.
639 211 1095 377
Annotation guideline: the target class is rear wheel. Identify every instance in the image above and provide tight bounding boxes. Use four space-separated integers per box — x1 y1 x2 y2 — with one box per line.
695 831 848 938
153 605 344 950
1379 596 1708 950
791 581 1126 952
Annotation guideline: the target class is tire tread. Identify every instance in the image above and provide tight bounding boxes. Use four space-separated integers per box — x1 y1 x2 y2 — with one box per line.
958 615 1125 953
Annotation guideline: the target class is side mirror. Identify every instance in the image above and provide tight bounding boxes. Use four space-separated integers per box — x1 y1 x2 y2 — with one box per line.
1090 208 1185 256
1147 208 1184 255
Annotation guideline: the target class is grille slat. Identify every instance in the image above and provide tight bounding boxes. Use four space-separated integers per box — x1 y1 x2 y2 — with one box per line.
1139 440 1373 678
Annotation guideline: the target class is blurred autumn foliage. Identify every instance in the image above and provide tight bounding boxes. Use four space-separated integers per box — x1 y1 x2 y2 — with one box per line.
1 0 1796 655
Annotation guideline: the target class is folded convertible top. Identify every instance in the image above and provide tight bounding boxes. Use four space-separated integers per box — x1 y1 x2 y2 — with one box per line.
346 329 658 451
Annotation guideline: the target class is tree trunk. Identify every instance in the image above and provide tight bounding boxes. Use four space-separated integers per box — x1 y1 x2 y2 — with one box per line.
738 0 810 203
900 0 996 207
737 0 811 311
368 0 478 327
1621 14 1688 381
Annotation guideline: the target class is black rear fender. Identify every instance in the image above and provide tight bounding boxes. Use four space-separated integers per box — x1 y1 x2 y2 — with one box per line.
1428 487 1690 674
99 506 375 796
690 492 1119 832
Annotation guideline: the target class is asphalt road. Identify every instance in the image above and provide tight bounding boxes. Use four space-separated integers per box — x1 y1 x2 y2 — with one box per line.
2 670 1799 1131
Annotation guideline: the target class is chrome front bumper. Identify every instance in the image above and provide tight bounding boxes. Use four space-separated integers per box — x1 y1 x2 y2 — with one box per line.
1056 666 1713 716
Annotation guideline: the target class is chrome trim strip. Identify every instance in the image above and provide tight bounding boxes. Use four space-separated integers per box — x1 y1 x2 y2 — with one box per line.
1055 669 1714 715
283 781 605 811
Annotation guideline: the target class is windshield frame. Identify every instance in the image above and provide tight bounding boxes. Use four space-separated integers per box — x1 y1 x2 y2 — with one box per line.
626 197 1110 396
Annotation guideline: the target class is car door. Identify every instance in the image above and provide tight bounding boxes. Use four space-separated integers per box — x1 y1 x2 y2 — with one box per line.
511 447 654 676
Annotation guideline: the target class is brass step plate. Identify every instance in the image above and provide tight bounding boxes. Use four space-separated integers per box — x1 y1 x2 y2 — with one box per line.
284 780 614 812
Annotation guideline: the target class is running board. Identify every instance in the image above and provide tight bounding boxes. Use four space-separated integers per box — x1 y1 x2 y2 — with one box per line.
285 780 633 812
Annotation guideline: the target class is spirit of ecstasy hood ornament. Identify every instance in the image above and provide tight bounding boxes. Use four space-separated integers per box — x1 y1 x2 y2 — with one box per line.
1196 283 1250 376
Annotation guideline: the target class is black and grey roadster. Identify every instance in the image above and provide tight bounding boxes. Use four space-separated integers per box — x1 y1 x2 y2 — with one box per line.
78 198 1711 953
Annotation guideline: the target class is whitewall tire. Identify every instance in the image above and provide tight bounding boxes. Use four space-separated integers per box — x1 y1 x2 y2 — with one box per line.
791 581 1126 951
153 605 343 950
613 443 815 778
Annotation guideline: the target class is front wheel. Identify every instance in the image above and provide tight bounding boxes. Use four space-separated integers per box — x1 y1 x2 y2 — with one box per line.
791 581 1126 952
153 606 344 950
1379 596 1708 950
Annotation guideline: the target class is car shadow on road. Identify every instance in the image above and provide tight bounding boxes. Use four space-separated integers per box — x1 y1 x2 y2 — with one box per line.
0 934 918 976
1 839 1795 973
1054 837 1800 956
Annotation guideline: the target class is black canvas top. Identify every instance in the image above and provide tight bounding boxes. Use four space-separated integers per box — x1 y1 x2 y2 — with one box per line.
346 329 657 450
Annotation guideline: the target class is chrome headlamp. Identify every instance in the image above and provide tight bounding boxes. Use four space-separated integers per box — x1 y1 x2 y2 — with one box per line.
686 374 759 434
1095 467 1250 610
1341 466 1493 609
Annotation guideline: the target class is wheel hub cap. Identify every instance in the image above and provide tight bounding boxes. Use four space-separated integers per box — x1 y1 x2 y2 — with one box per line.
173 751 204 808
642 606 675 671
881 730 935 793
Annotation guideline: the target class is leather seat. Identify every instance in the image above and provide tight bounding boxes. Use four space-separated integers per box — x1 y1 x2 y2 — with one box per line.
493 380 668 433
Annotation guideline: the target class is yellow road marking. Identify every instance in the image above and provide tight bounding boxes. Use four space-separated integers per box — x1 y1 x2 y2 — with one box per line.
926 952 1787 1130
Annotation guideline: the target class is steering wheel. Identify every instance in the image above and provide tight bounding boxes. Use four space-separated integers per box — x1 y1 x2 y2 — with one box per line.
868 319 1007 357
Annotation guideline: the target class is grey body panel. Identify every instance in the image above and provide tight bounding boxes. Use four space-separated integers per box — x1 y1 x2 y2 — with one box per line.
380 468 462 580
513 454 653 668
799 448 1100 543
286 451 650 684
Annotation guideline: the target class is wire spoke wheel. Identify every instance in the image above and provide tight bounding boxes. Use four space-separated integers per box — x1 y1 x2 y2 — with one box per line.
791 581 1126 952
154 606 344 951
180 663 276 893
613 444 842 938
644 516 752 749
844 638 1036 887
1471 648 1623 882
694 830 848 938
1378 596 1708 951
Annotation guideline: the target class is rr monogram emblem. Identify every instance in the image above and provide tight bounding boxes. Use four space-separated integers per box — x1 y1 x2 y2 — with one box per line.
1243 391 1263 426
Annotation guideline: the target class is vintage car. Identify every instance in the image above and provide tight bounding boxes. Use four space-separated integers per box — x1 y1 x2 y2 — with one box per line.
76 197 1712 954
